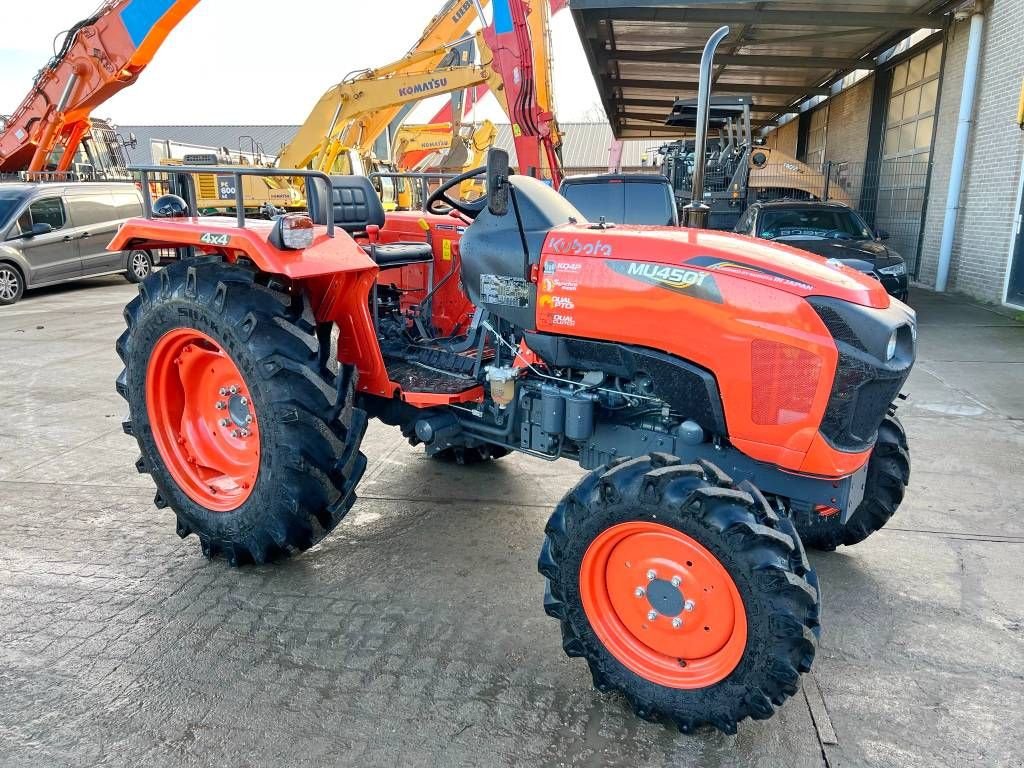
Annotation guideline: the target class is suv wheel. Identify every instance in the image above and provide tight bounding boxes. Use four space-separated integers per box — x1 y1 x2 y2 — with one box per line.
0 264 24 305
125 250 153 283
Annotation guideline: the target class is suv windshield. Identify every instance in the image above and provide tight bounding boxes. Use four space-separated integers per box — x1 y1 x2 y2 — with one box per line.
0 188 29 229
759 208 873 241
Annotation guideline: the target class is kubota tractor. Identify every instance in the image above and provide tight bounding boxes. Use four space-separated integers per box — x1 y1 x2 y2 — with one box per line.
112 146 914 733
111 24 915 735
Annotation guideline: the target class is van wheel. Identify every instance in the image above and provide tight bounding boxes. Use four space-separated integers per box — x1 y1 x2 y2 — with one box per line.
0 264 24 305
125 250 153 283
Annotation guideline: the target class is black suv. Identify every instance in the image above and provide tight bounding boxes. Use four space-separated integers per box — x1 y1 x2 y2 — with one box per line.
735 200 909 301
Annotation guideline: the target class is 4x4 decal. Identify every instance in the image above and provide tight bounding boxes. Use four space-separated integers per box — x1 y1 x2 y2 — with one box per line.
199 232 231 247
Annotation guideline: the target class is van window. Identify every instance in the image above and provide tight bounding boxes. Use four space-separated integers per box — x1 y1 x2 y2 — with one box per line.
622 183 676 226
562 182 624 224
66 194 116 227
113 191 144 219
16 197 67 234
561 180 677 226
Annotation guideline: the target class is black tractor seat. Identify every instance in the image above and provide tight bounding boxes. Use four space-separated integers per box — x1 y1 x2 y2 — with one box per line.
360 241 433 268
307 174 434 269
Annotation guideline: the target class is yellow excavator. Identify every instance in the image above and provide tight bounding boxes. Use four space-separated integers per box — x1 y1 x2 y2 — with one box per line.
178 0 561 213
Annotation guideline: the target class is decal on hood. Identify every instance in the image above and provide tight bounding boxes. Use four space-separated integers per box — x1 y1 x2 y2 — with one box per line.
606 260 723 304
685 255 813 292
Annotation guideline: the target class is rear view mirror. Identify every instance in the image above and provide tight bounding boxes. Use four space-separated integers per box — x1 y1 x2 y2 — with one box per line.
29 222 53 237
486 149 510 217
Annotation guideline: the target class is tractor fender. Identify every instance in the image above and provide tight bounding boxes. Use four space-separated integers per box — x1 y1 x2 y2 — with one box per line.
108 217 378 281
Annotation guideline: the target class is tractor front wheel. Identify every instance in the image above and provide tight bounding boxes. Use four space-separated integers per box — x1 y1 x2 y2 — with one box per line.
539 454 820 733
791 414 910 551
116 259 368 565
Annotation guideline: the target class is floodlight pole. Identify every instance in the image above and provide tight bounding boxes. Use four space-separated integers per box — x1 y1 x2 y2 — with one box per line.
682 25 730 229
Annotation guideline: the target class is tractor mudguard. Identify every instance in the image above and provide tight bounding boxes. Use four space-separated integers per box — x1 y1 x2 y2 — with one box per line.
108 217 379 281
109 216 400 399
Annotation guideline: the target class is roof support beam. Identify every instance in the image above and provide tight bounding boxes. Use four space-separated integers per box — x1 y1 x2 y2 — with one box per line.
616 111 770 127
606 51 875 69
573 5 938 28
613 79 831 96
614 97 797 113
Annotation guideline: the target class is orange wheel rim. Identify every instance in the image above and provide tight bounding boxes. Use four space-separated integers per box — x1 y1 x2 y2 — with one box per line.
146 329 260 512
580 521 747 689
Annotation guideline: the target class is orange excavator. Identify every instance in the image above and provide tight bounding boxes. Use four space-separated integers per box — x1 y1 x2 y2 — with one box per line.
0 0 200 178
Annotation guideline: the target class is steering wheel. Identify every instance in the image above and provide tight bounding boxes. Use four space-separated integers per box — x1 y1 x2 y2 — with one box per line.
426 165 489 218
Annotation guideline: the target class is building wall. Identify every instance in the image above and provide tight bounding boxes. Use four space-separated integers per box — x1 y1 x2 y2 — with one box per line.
772 118 799 157
823 76 875 166
918 2 1024 303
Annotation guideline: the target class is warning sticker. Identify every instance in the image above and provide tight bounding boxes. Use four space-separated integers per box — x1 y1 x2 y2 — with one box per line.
480 274 530 308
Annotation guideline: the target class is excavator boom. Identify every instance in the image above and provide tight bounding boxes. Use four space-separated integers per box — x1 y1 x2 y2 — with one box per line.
0 0 199 174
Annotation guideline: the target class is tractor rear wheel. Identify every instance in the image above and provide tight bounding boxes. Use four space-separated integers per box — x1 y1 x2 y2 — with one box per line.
792 414 910 551
539 454 820 733
116 258 368 565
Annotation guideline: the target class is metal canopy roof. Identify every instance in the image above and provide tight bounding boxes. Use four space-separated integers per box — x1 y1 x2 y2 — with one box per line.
569 0 957 139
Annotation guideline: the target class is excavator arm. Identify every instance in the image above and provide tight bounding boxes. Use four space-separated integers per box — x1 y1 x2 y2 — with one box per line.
277 0 492 172
0 0 199 174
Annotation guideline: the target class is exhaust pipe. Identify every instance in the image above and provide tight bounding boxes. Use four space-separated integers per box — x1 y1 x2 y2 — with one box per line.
682 25 730 229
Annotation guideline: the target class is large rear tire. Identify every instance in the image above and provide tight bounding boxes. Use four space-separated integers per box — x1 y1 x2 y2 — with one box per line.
539 454 820 733
792 414 910 551
116 258 368 565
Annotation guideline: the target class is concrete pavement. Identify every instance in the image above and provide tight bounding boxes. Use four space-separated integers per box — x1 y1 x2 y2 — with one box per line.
1 277 1022 767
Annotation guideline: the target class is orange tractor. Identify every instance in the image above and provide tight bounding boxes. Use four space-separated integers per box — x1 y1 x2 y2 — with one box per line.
111 31 914 734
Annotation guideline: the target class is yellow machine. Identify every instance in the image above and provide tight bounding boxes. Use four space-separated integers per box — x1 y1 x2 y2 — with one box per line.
392 122 457 169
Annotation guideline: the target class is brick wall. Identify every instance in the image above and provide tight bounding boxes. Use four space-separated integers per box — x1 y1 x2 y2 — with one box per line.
765 118 799 156
824 76 875 165
918 0 1024 303
822 76 877 205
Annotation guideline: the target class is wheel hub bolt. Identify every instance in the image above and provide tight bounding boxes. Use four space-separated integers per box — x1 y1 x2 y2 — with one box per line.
229 385 239 395
671 575 682 587
219 388 228 396
239 429 250 438
684 600 696 612
671 617 683 629
647 610 658 622
646 569 657 581
239 396 248 405
219 419 230 427
244 415 253 425
634 586 646 598
215 401 226 410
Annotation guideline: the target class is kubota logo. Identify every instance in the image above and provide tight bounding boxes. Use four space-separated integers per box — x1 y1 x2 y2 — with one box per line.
398 77 449 97
548 237 612 257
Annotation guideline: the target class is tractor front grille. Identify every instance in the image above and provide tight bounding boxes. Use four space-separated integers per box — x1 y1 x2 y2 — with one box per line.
819 349 907 451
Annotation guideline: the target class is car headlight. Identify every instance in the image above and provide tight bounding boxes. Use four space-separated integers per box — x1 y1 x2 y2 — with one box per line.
878 263 907 276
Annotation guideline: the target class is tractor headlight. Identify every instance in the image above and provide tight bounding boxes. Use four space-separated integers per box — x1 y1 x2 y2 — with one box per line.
886 330 898 361
276 213 315 250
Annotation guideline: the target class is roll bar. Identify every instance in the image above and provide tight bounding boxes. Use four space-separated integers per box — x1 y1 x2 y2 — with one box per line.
129 165 337 237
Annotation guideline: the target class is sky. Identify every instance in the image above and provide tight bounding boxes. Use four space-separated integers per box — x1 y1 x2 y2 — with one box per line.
0 0 604 127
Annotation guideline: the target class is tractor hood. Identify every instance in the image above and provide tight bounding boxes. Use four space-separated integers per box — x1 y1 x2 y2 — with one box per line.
542 224 891 309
